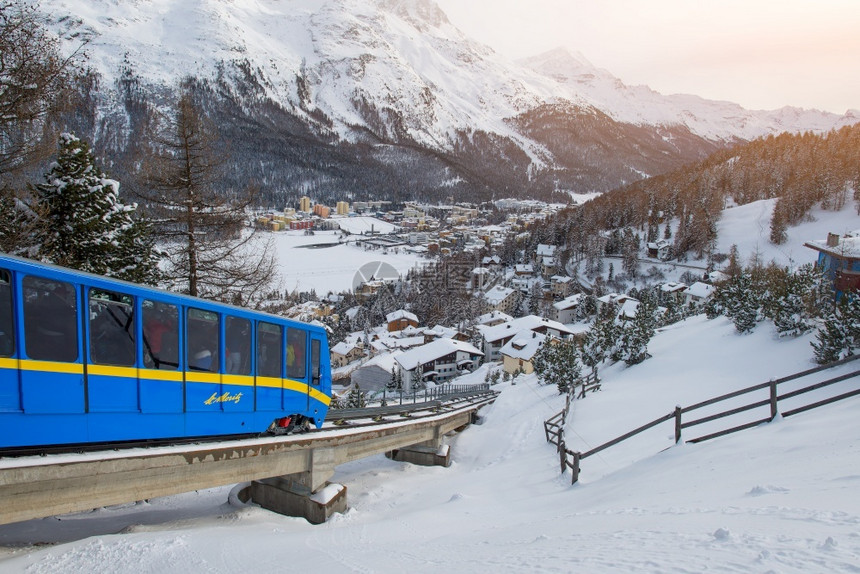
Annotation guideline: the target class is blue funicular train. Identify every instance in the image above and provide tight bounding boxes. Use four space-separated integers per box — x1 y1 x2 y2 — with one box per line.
0 253 332 449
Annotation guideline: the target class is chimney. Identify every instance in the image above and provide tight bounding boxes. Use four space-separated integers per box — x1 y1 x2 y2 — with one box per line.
827 233 840 247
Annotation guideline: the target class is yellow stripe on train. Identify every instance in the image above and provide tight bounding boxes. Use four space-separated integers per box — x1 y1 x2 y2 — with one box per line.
18 359 84 375
3 360 331 407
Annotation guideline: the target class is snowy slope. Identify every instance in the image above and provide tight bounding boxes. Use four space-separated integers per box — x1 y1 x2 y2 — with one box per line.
1 315 858 572
715 199 860 268
46 0 856 159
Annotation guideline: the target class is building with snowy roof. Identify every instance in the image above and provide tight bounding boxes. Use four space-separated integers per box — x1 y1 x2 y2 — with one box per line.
684 282 717 307
550 275 574 298
500 330 547 375
552 293 585 324
330 339 365 368
483 285 518 315
805 231 860 298
394 339 484 391
350 351 403 393
476 310 513 327
386 310 419 332
476 315 575 361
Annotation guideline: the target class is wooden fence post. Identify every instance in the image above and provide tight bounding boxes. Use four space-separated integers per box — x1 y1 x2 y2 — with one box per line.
674 405 683 444
558 439 567 472
769 379 778 420
571 451 581 484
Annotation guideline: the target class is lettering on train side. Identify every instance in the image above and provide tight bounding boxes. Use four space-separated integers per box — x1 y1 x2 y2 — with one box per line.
204 392 243 405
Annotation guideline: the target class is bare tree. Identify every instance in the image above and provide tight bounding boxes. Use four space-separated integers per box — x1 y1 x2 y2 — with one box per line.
0 0 82 179
134 88 276 306
0 0 83 254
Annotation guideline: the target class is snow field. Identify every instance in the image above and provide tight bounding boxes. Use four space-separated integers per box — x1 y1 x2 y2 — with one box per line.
2 311 859 571
271 230 425 294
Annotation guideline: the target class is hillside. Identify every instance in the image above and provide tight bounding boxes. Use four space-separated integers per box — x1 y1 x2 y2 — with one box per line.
40 0 857 204
545 124 860 267
1 315 858 572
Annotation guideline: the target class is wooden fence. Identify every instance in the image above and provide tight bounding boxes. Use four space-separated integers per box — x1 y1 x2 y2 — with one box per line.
544 354 860 484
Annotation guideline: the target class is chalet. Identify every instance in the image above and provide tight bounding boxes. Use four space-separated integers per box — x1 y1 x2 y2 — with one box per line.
596 293 634 315
500 330 547 375
386 310 419 332
481 255 502 268
330 339 365 368
647 240 672 261
351 352 403 393
550 275 574 298
484 285 518 315
540 256 557 277
395 339 484 391
535 244 557 260
426 325 470 343
552 293 584 324
618 299 640 320
805 231 860 298
477 315 575 362
475 310 514 327
514 264 534 276
684 282 716 306
472 267 491 291
659 282 688 305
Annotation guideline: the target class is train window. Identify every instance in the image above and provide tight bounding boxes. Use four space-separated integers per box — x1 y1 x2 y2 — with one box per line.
0 269 13 357
142 300 179 370
256 322 282 378
286 328 306 380
187 307 219 371
22 276 78 362
225 316 251 375
89 288 135 366
311 339 321 385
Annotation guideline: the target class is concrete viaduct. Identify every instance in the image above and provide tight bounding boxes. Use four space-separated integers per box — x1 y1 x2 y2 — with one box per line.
0 396 494 525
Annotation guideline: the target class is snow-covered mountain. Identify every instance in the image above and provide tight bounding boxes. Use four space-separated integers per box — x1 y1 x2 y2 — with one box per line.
44 0 858 201
520 48 859 143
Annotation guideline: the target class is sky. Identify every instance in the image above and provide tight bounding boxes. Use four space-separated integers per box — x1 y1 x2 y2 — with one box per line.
435 0 860 114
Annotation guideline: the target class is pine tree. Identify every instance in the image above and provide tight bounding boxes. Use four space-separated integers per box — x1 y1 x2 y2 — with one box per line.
722 272 760 333
346 383 367 408
34 134 161 283
617 290 657 365
812 295 860 363
533 337 582 395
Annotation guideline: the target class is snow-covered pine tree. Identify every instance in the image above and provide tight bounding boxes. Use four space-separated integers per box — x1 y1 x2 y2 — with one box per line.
533 337 582 395
812 294 860 363
768 264 823 337
722 271 760 333
346 383 366 408
617 290 658 366
580 313 616 375
34 134 161 283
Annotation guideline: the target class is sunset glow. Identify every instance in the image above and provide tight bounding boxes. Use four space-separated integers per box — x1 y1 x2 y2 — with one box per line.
436 0 860 113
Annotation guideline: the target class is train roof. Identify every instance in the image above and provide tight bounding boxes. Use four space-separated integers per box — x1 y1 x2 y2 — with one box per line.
0 252 323 333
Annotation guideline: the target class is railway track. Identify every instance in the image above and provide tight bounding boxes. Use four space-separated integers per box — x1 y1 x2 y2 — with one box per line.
0 389 498 459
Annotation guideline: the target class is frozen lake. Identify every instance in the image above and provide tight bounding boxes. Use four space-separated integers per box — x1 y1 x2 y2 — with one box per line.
271 229 425 295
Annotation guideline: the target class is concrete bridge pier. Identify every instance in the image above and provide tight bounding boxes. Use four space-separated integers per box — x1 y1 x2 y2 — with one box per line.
241 447 347 524
241 477 347 525
385 424 452 467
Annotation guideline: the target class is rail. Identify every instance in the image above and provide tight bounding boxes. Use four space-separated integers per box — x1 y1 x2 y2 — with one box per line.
545 354 860 484
329 384 493 421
